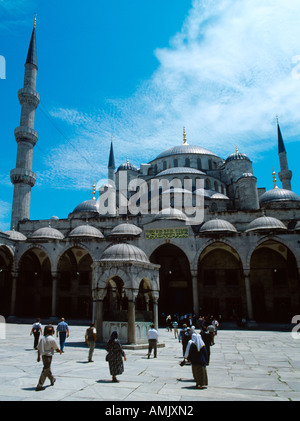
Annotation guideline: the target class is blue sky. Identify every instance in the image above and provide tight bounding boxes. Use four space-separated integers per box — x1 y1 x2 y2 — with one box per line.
0 0 299 230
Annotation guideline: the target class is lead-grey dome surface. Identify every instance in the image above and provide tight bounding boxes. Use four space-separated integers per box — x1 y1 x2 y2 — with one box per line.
153 207 188 222
199 219 237 233
4 229 27 241
29 226 64 240
259 188 300 205
110 223 142 236
226 151 251 163
100 243 149 263
153 145 218 160
246 216 287 232
72 199 100 214
156 167 206 177
69 224 104 239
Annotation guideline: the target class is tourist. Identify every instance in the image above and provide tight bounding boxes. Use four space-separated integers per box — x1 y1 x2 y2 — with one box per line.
105 331 126 382
35 326 62 391
30 318 42 350
85 322 97 362
56 317 69 352
147 324 159 358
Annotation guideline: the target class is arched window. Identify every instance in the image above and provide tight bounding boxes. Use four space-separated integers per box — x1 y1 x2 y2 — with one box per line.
197 158 202 170
185 158 190 167
163 161 167 170
174 159 178 167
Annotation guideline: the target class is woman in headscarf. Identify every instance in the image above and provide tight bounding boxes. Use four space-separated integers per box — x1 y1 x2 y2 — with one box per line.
184 331 208 389
105 331 126 382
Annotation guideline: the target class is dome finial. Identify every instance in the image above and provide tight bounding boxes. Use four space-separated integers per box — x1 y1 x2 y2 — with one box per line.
92 180 96 200
236 146 239 153
272 167 278 189
126 156 129 164
33 14 37 28
183 127 188 145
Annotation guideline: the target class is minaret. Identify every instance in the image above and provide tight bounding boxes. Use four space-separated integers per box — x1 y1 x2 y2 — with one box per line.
277 117 292 191
108 135 115 184
10 18 40 229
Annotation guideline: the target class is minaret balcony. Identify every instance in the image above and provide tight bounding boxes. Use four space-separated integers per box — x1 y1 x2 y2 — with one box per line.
10 168 36 187
18 87 40 108
14 126 38 146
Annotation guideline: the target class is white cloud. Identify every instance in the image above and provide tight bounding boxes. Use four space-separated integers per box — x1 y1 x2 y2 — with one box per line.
0 200 11 231
44 0 300 190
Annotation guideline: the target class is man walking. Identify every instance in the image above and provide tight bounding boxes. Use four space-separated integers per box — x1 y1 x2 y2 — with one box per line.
147 324 159 359
85 322 97 362
56 317 69 352
36 326 62 391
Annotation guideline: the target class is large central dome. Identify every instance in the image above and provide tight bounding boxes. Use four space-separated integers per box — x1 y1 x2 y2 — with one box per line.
152 144 218 161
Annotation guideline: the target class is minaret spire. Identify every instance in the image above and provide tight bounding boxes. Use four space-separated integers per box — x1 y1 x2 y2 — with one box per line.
10 21 40 229
108 135 115 183
276 116 292 191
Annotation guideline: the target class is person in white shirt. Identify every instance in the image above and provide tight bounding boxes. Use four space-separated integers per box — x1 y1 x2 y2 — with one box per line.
36 326 62 391
147 324 159 359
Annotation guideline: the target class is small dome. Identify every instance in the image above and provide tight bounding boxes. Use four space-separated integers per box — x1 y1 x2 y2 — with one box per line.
246 216 287 232
50 216 59 220
117 160 138 172
295 221 300 231
100 243 149 263
194 188 212 199
226 150 251 163
30 226 64 240
110 223 142 237
72 199 100 214
199 219 237 233
68 224 104 239
210 192 230 200
259 188 300 206
156 167 205 177
153 208 188 222
4 229 27 241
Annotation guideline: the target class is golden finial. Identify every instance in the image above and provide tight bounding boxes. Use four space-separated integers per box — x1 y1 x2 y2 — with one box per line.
126 156 129 164
272 167 278 189
276 115 279 125
92 180 96 200
34 15 37 28
183 127 188 145
236 146 239 153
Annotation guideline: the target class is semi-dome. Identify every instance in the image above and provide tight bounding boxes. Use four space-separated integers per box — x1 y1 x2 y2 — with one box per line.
246 216 287 232
4 229 27 241
153 207 188 222
110 223 142 237
29 226 64 240
72 199 100 214
100 243 149 263
226 149 251 163
259 188 300 205
199 219 237 233
153 144 218 161
68 224 104 239
156 167 205 177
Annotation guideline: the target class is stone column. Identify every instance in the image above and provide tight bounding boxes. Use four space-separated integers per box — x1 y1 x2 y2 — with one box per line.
191 270 199 315
244 269 253 320
93 288 106 343
127 289 138 344
152 291 159 330
10 272 18 316
51 272 58 318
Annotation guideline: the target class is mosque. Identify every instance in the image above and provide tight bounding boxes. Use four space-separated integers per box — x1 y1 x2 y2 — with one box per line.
1 23 300 344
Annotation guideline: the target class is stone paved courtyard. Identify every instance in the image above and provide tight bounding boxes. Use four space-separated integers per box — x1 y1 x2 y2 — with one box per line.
0 322 299 402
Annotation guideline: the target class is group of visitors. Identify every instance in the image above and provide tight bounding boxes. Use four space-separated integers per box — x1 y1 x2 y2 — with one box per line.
31 314 219 392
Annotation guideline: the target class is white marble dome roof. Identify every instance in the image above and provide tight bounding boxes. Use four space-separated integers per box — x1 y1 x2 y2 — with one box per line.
29 226 64 240
199 219 237 233
246 216 287 232
68 224 104 239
